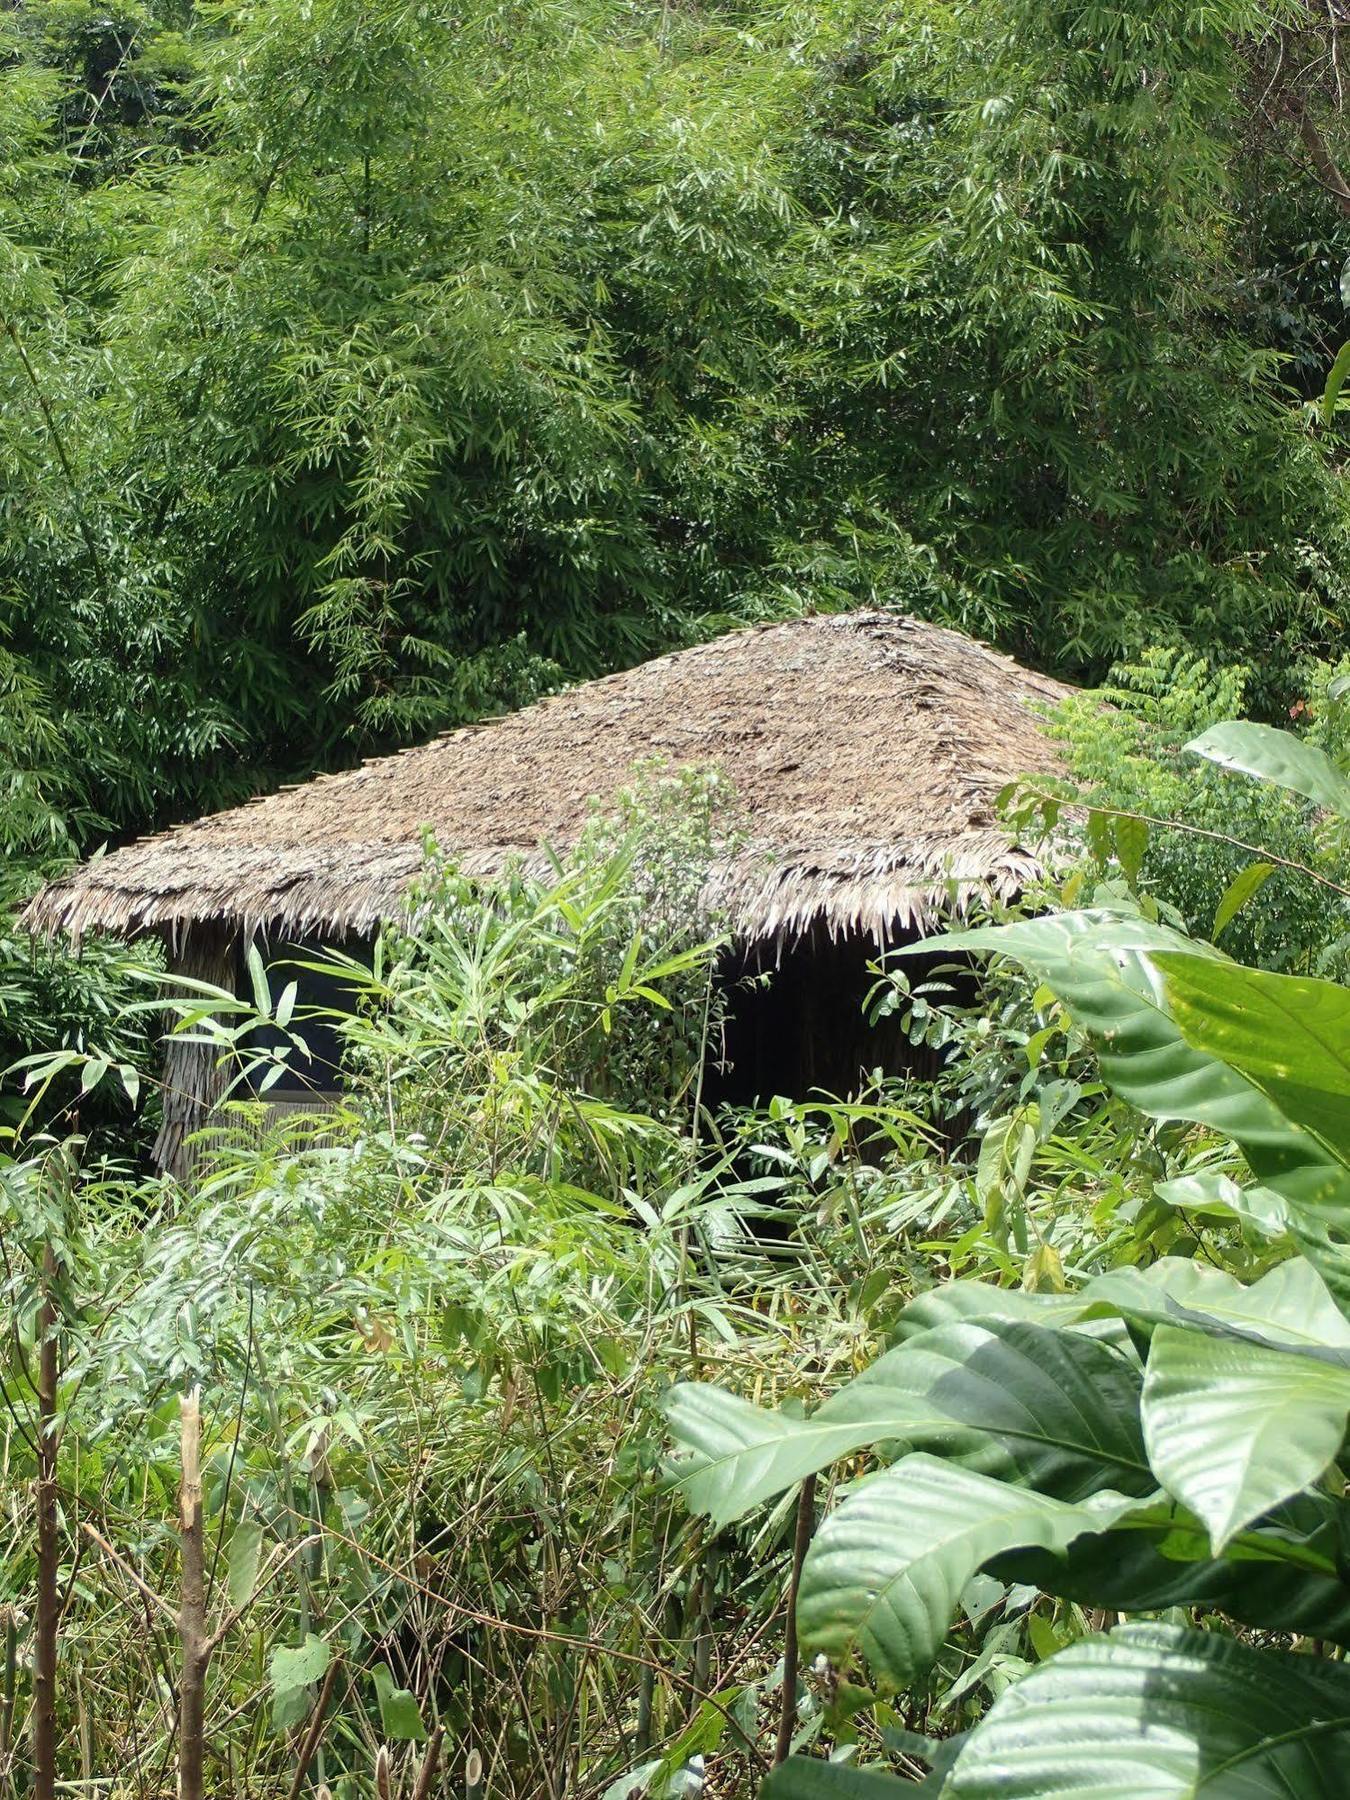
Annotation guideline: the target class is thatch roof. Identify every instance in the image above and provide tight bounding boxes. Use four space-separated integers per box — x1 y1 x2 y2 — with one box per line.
26 612 1074 948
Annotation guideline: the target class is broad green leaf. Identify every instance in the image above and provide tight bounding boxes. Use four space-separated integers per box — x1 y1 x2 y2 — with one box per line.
925 913 1350 1310
1142 1325 1350 1551
1152 1171 1289 1237
1082 1255 1350 1354
662 1383 946 1527
270 1633 329 1730
762 1762 904 1799
796 1454 1145 1689
848 1317 1151 1500
270 1634 329 1696
1323 338 1350 423
667 1316 1148 1524
1186 720 1350 817
946 1622 1350 1797
1155 953 1350 1165
226 1520 264 1612
892 1280 1090 1342
372 1663 428 1742
1002 1492 1350 1646
1211 860 1276 939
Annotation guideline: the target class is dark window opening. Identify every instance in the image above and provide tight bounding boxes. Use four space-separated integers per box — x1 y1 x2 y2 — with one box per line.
240 934 371 1097
702 925 973 1111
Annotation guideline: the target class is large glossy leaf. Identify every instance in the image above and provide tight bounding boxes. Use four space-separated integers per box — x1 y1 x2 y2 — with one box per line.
666 1315 1149 1525
1155 953 1350 1166
662 1382 947 1527
1186 720 1350 817
1142 1325 1350 1551
796 1454 1144 1689
1153 1169 1290 1237
946 1621 1350 1798
927 912 1350 1310
1082 1255 1350 1354
1001 1490 1350 1646
891 1280 1090 1342
854 1318 1150 1501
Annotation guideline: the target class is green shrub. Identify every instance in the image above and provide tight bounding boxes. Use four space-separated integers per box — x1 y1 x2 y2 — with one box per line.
1049 647 1350 973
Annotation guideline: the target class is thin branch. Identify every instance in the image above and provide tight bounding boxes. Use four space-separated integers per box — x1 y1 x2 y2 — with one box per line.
78 1523 178 1628
412 1726 446 1800
274 1502 769 1776
773 1475 816 1767
1018 786 1350 902
283 1654 342 1800
205 1534 320 1652
1293 99 1350 215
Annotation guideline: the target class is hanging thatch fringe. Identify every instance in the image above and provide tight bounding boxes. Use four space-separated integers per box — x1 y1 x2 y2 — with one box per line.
24 611 1074 948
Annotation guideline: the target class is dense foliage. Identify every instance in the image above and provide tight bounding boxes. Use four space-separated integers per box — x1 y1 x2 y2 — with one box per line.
1044 649 1350 974
670 721 1350 1795
2 0 1350 849
1 710 1346 1797
8 0 1350 1793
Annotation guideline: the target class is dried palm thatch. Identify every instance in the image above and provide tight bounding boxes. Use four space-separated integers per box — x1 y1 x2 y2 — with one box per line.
26 612 1073 948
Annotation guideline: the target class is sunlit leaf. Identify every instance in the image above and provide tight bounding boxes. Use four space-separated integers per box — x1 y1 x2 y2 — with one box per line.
946 1623 1350 1797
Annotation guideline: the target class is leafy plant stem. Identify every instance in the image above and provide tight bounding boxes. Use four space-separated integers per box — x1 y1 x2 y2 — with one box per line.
774 1474 817 1767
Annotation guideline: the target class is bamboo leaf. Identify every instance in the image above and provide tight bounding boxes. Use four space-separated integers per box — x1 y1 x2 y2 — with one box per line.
1211 861 1276 939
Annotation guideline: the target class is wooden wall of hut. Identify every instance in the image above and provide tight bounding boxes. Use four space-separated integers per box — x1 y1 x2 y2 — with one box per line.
154 923 237 1182
705 926 969 1113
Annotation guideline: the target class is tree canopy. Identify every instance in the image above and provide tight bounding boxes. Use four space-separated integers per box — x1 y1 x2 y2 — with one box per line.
2 0 1349 862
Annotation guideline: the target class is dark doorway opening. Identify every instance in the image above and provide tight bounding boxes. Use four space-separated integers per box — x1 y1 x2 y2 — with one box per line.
703 925 971 1109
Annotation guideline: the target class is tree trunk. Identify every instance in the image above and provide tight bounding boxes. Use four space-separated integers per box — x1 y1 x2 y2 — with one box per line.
178 1390 207 1800
32 1245 60 1800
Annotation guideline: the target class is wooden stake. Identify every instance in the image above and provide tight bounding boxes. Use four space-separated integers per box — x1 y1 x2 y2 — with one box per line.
33 1246 60 1800
178 1389 207 1800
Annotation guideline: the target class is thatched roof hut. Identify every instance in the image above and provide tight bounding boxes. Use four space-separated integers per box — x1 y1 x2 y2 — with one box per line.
28 611 1071 949
27 612 1072 1174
